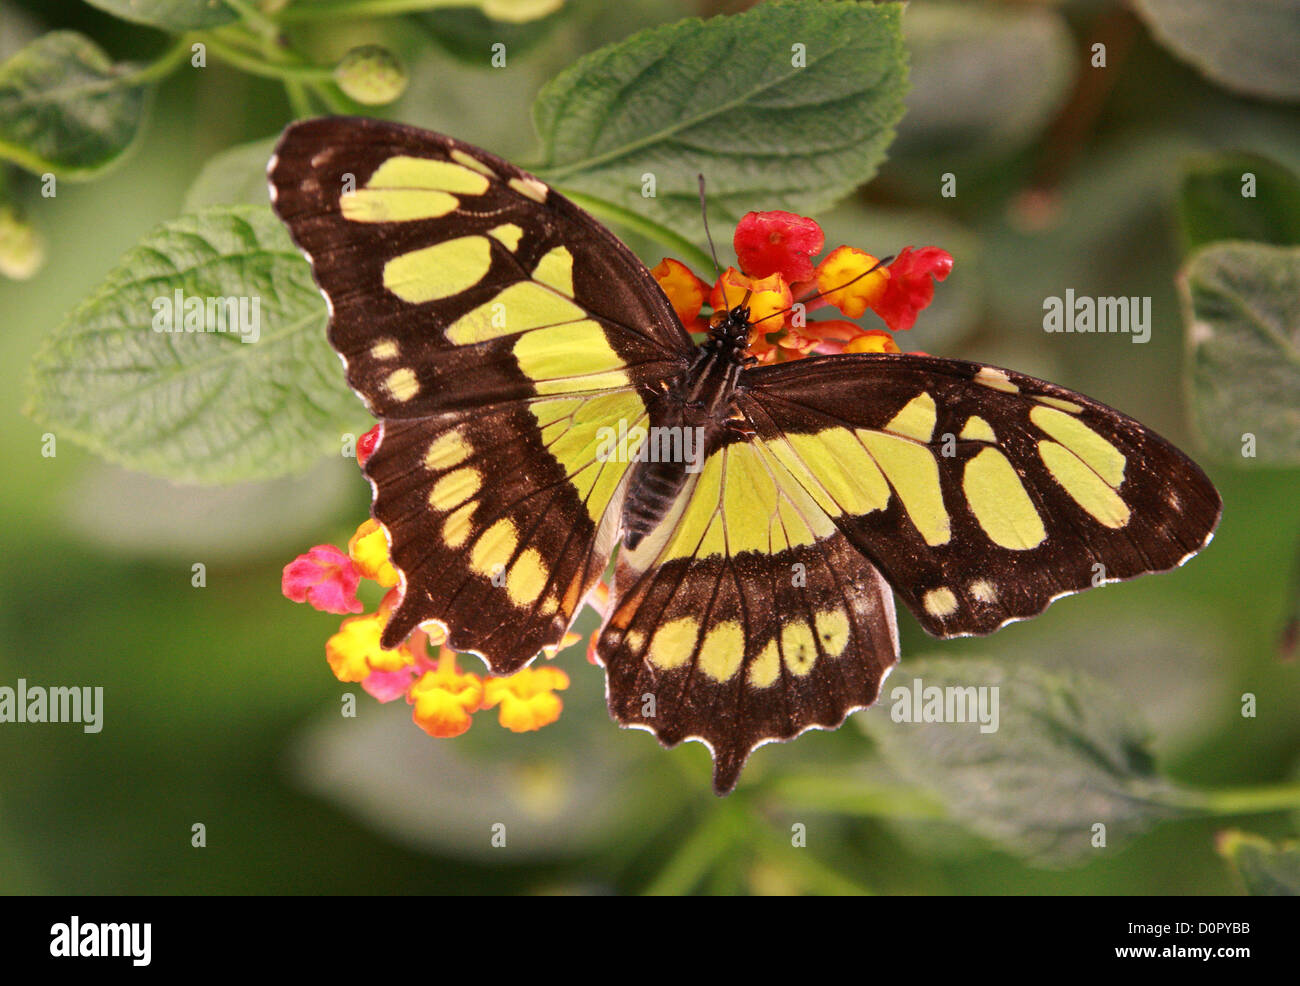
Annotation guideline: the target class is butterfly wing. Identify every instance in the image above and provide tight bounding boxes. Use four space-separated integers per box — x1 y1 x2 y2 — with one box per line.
739 353 1222 637
597 439 900 794
269 118 692 669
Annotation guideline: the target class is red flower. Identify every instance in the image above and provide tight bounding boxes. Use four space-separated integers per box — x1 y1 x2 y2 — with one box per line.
873 246 954 332
356 424 381 467
656 211 952 363
733 210 825 282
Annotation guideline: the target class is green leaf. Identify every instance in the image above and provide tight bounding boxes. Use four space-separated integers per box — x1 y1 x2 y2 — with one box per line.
0 31 151 178
892 1 1072 160
859 658 1181 865
1179 152 1300 252
531 0 907 236
25 205 360 484
83 0 237 30
421 5 566 63
1181 241 1300 465
182 136 277 211
1217 830 1300 895
1132 0 1300 102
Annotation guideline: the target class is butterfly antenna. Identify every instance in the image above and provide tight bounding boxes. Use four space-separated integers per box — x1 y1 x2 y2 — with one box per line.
698 173 731 311
749 254 894 327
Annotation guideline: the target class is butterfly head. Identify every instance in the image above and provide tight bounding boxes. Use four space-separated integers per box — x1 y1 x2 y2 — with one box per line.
707 289 754 353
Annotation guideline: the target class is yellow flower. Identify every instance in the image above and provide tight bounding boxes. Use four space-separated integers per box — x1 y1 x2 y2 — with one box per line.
347 518 399 587
482 666 570 732
814 246 889 318
843 330 902 354
409 648 484 738
709 268 792 325
325 604 413 682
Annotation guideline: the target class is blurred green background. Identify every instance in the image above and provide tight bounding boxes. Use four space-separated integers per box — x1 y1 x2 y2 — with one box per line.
1 0 1298 894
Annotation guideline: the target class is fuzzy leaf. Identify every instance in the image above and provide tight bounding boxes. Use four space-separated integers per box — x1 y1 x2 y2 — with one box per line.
1182 242 1300 465
0 31 151 178
182 136 277 211
25 205 359 484
1132 0 1300 102
531 0 907 236
860 658 1181 865
83 0 236 30
1179 152 1300 252
1218 830 1300 895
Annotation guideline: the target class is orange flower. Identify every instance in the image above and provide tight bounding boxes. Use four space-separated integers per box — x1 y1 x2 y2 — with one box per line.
651 257 710 332
409 647 485 738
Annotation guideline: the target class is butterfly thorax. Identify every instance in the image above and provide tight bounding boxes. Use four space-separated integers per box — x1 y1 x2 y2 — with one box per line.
622 305 755 550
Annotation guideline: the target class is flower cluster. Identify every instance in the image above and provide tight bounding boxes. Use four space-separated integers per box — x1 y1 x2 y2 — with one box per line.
281 424 575 737
651 209 953 362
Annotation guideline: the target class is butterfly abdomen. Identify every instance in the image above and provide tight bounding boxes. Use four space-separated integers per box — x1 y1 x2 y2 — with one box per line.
622 328 753 550
623 456 691 549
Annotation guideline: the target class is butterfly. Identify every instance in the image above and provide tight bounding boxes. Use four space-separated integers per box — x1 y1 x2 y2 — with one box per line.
269 117 1222 794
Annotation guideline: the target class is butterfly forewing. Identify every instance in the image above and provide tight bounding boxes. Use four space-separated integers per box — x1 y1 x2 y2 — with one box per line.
269 118 692 667
740 353 1222 637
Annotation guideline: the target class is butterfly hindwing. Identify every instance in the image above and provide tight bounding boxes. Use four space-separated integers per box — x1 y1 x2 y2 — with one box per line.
597 440 900 793
739 353 1223 638
269 118 693 668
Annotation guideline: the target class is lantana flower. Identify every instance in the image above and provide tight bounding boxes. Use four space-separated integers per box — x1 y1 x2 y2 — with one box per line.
282 544 363 614
284 501 581 738
653 210 952 363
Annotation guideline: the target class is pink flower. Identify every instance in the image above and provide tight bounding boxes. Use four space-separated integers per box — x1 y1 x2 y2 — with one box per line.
282 545 364 614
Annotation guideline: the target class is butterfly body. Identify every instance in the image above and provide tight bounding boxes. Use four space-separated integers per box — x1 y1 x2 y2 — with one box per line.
624 304 755 549
269 117 1221 793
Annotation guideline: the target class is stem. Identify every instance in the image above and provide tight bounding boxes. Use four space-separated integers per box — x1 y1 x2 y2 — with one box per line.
222 0 282 37
205 36 335 82
309 82 353 115
119 35 196 87
555 188 715 274
284 80 316 119
277 0 475 21
1166 782 1300 817
641 806 741 896
751 823 875 895
1025 6 1139 198
763 773 948 819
